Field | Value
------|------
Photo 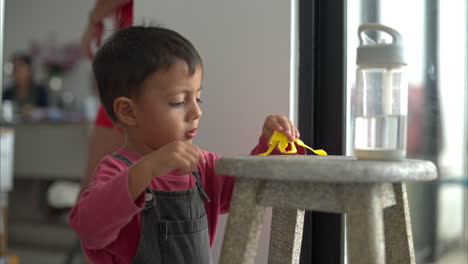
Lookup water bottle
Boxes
[353,23,408,160]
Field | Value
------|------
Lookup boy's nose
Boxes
[188,100,202,120]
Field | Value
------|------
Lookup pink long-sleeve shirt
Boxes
[69,136,305,263]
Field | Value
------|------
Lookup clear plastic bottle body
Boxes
[353,66,408,160]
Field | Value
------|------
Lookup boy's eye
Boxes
[169,98,202,107]
[169,101,185,107]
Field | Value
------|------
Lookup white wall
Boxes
[135,1,298,263]
[4,0,92,57]
[3,0,95,104]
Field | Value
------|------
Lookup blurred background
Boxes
[0,0,466,263]
[346,0,467,263]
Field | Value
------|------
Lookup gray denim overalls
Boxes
[111,154,211,264]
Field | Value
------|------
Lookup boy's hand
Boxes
[145,141,206,177]
[128,141,205,200]
[262,115,300,142]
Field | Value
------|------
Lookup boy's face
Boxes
[134,60,203,150]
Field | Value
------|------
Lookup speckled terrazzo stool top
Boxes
[215,155,437,264]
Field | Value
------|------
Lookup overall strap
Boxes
[111,153,133,166]
[193,169,211,203]
[112,153,155,209]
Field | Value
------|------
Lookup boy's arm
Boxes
[70,141,202,249]
[69,158,145,250]
[126,141,205,200]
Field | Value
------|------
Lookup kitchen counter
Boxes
[1,121,92,180]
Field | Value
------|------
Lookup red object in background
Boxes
[95,106,114,128]
[115,2,133,29]
[95,1,133,129]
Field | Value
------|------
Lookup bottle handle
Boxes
[358,23,403,46]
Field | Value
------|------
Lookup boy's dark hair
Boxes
[93,26,203,122]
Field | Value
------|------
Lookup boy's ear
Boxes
[114,97,137,126]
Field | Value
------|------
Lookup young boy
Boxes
[69,26,304,263]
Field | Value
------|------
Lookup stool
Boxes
[215,155,437,264]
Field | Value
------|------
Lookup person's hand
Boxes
[262,115,300,142]
[144,141,206,178]
[81,21,103,60]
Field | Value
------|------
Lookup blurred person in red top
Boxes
[78,2,133,263]
[80,0,133,193]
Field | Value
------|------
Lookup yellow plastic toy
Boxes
[258,130,327,156]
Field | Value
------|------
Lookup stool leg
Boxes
[344,184,386,264]
[219,179,265,264]
[268,208,304,264]
[384,183,416,264]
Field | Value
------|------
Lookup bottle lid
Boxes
[357,23,406,67]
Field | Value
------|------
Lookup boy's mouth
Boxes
[185,128,197,139]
